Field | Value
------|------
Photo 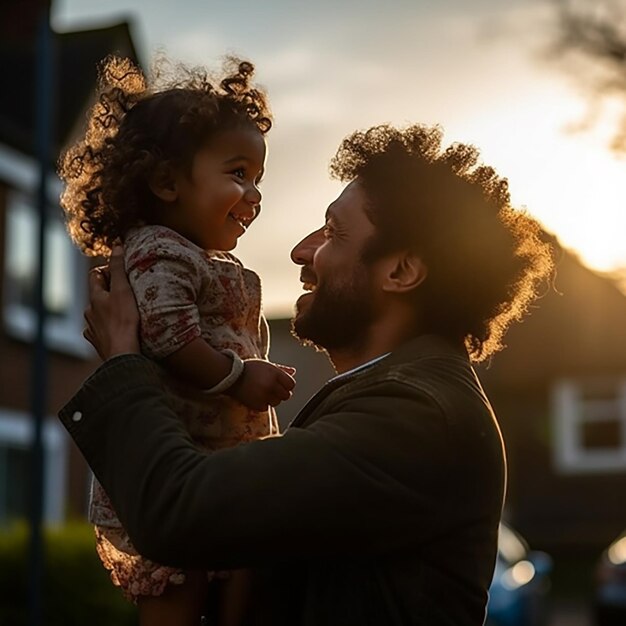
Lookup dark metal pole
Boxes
[29,2,53,625]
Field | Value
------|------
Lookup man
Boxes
[60,124,554,625]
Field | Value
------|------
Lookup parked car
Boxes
[486,523,552,626]
[594,529,626,625]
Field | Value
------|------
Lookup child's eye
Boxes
[232,167,246,180]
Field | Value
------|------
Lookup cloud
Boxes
[164,30,229,63]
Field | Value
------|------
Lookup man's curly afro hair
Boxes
[330,124,555,362]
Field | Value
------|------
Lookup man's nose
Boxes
[291,227,324,265]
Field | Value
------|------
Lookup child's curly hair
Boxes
[330,124,556,362]
[59,55,272,257]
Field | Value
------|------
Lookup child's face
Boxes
[165,127,267,251]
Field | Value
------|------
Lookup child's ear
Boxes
[148,163,179,203]
[381,251,428,294]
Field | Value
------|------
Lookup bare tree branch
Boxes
[551,0,626,151]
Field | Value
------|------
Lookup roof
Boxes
[477,250,626,388]
[0,20,139,161]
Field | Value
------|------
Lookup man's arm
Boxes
[59,355,453,571]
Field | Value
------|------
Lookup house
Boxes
[475,251,626,550]
[0,17,139,525]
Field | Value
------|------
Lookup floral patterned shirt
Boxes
[89,224,278,527]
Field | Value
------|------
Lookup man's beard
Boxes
[291,269,375,353]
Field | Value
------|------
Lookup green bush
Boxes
[0,522,137,626]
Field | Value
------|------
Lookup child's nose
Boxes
[238,188,260,220]
[246,184,262,206]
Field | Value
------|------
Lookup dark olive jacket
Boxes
[59,334,506,625]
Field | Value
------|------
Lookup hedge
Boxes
[0,522,137,626]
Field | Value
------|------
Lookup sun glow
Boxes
[447,88,626,278]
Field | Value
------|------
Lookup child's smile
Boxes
[228,212,253,231]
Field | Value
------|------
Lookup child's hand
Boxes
[228,360,296,411]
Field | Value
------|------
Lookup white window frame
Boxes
[552,377,626,473]
[0,409,68,524]
[1,144,91,357]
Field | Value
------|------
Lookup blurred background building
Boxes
[0,11,138,525]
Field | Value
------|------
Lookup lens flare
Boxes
[608,537,626,566]
[502,561,536,590]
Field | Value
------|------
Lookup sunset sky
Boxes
[54,0,626,317]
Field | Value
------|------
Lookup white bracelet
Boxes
[203,349,245,395]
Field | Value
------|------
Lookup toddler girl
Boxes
[59,55,295,626]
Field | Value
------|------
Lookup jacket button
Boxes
[72,411,83,422]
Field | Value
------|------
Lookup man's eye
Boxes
[323,226,333,238]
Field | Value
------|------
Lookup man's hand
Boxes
[228,360,296,411]
[83,245,141,360]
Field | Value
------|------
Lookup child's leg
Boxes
[138,570,208,626]
[217,570,251,626]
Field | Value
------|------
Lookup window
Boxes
[3,189,90,356]
[552,378,626,473]
[0,409,68,525]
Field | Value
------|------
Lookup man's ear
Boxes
[148,163,179,203]
[381,251,428,294]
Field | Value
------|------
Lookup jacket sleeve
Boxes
[59,354,455,570]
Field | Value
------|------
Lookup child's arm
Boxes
[125,230,295,410]
[162,338,295,410]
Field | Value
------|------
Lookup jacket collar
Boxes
[288,334,468,429]
[383,333,468,367]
